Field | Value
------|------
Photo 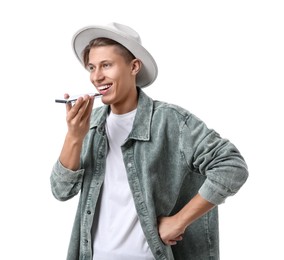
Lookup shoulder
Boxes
[152,99,212,134]
[152,100,193,121]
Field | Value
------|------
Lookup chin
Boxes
[101,96,111,105]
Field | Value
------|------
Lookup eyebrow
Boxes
[88,59,112,66]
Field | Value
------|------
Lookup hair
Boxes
[82,37,136,68]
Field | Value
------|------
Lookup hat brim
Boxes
[72,25,158,88]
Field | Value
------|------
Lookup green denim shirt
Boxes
[51,88,248,260]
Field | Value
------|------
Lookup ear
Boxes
[131,59,142,76]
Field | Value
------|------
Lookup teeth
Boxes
[98,84,111,90]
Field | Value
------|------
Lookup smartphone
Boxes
[55,93,102,103]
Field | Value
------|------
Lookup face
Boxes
[87,45,141,114]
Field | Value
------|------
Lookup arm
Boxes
[158,194,215,246]
[59,94,95,170]
[50,94,95,201]
[159,114,248,245]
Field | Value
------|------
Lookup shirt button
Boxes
[87,210,91,215]
[127,163,132,168]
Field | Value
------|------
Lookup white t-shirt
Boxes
[92,109,155,260]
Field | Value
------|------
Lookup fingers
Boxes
[158,216,185,246]
[81,95,95,121]
[66,95,94,118]
[163,235,183,246]
[65,95,95,134]
[64,93,70,99]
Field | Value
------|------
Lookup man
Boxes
[51,22,248,260]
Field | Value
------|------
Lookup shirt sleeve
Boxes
[50,159,85,201]
[181,114,249,205]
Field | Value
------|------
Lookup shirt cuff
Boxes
[53,159,85,182]
[198,180,227,205]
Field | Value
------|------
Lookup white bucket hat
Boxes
[72,22,158,88]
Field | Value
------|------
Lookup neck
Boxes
[110,88,138,115]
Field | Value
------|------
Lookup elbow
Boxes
[230,164,249,195]
[51,187,77,201]
[50,175,79,202]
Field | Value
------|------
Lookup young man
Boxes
[51,22,248,260]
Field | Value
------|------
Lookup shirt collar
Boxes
[89,87,153,141]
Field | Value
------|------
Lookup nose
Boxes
[90,68,105,85]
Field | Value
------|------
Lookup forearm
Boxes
[158,193,215,245]
[59,133,84,171]
[175,193,215,229]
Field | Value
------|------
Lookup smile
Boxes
[97,84,112,95]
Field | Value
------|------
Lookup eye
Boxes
[87,64,94,71]
[102,63,111,69]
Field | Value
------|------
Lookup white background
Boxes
[0,0,283,259]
